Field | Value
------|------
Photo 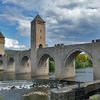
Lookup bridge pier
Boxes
[55,59,75,79]
[92,42,100,80]
[93,60,100,80]
[36,62,49,76]
[55,56,63,79]
[62,60,75,78]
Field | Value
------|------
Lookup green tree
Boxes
[75,53,92,69]
[49,58,55,72]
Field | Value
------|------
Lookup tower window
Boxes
[39,44,43,48]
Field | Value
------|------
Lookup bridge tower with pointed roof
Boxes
[31,15,46,50]
[30,15,46,74]
[0,32,5,55]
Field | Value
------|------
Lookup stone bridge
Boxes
[1,15,100,80]
[35,41,100,80]
[2,50,31,73]
[1,39,100,80]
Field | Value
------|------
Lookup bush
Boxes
[49,60,55,72]
[76,53,92,69]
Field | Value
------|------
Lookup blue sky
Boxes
[0,0,100,50]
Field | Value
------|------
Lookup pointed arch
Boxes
[8,57,15,68]
[64,48,93,68]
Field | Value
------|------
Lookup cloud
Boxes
[1,0,100,48]
[5,38,27,50]
[2,0,41,11]
[16,18,30,36]
[0,6,31,36]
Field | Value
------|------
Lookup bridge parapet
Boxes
[55,43,64,47]
[92,39,100,43]
[54,44,65,54]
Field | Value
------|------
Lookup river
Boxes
[0,67,93,100]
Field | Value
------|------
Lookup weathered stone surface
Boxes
[50,87,75,100]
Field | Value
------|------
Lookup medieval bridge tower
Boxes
[31,15,46,49]
[31,15,47,74]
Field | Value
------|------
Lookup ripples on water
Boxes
[0,67,93,100]
[75,67,93,82]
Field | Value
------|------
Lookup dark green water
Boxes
[0,68,93,100]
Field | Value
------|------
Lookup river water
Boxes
[0,67,93,100]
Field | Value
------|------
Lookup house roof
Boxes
[0,32,4,38]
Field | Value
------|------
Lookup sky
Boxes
[0,0,100,50]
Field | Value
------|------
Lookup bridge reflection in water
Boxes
[0,72,50,81]
[0,67,93,81]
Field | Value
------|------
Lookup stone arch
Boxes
[64,48,93,68]
[38,51,55,67]
[8,57,15,68]
[36,51,55,75]
[61,48,93,78]
[0,55,3,66]
[18,56,31,73]
[0,55,2,57]
[21,56,30,67]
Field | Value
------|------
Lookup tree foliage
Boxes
[77,53,88,62]
[0,60,3,66]
[49,53,92,71]
[49,58,55,72]
[76,53,92,69]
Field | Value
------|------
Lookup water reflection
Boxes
[0,72,32,81]
[0,67,93,82]
[16,74,31,80]
[0,72,51,81]
[0,72,15,80]
[75,67,93,82]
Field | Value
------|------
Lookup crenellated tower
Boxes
[31,15,46,50]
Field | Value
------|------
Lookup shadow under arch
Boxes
[8,57,15,68]
[38,50,55,64]
[37,53,55,76]
[0,55,3,67]
[21,56,30,67]
[38,54,55,67]
[0,60,3,67]
[19,56,31,73]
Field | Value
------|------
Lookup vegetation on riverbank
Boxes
[75,53,92,69]
[49,58,55,72]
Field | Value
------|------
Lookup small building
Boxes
[0,32,5,56]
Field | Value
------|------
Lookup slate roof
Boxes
[0,32,4,38]
[31,15,45,23]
